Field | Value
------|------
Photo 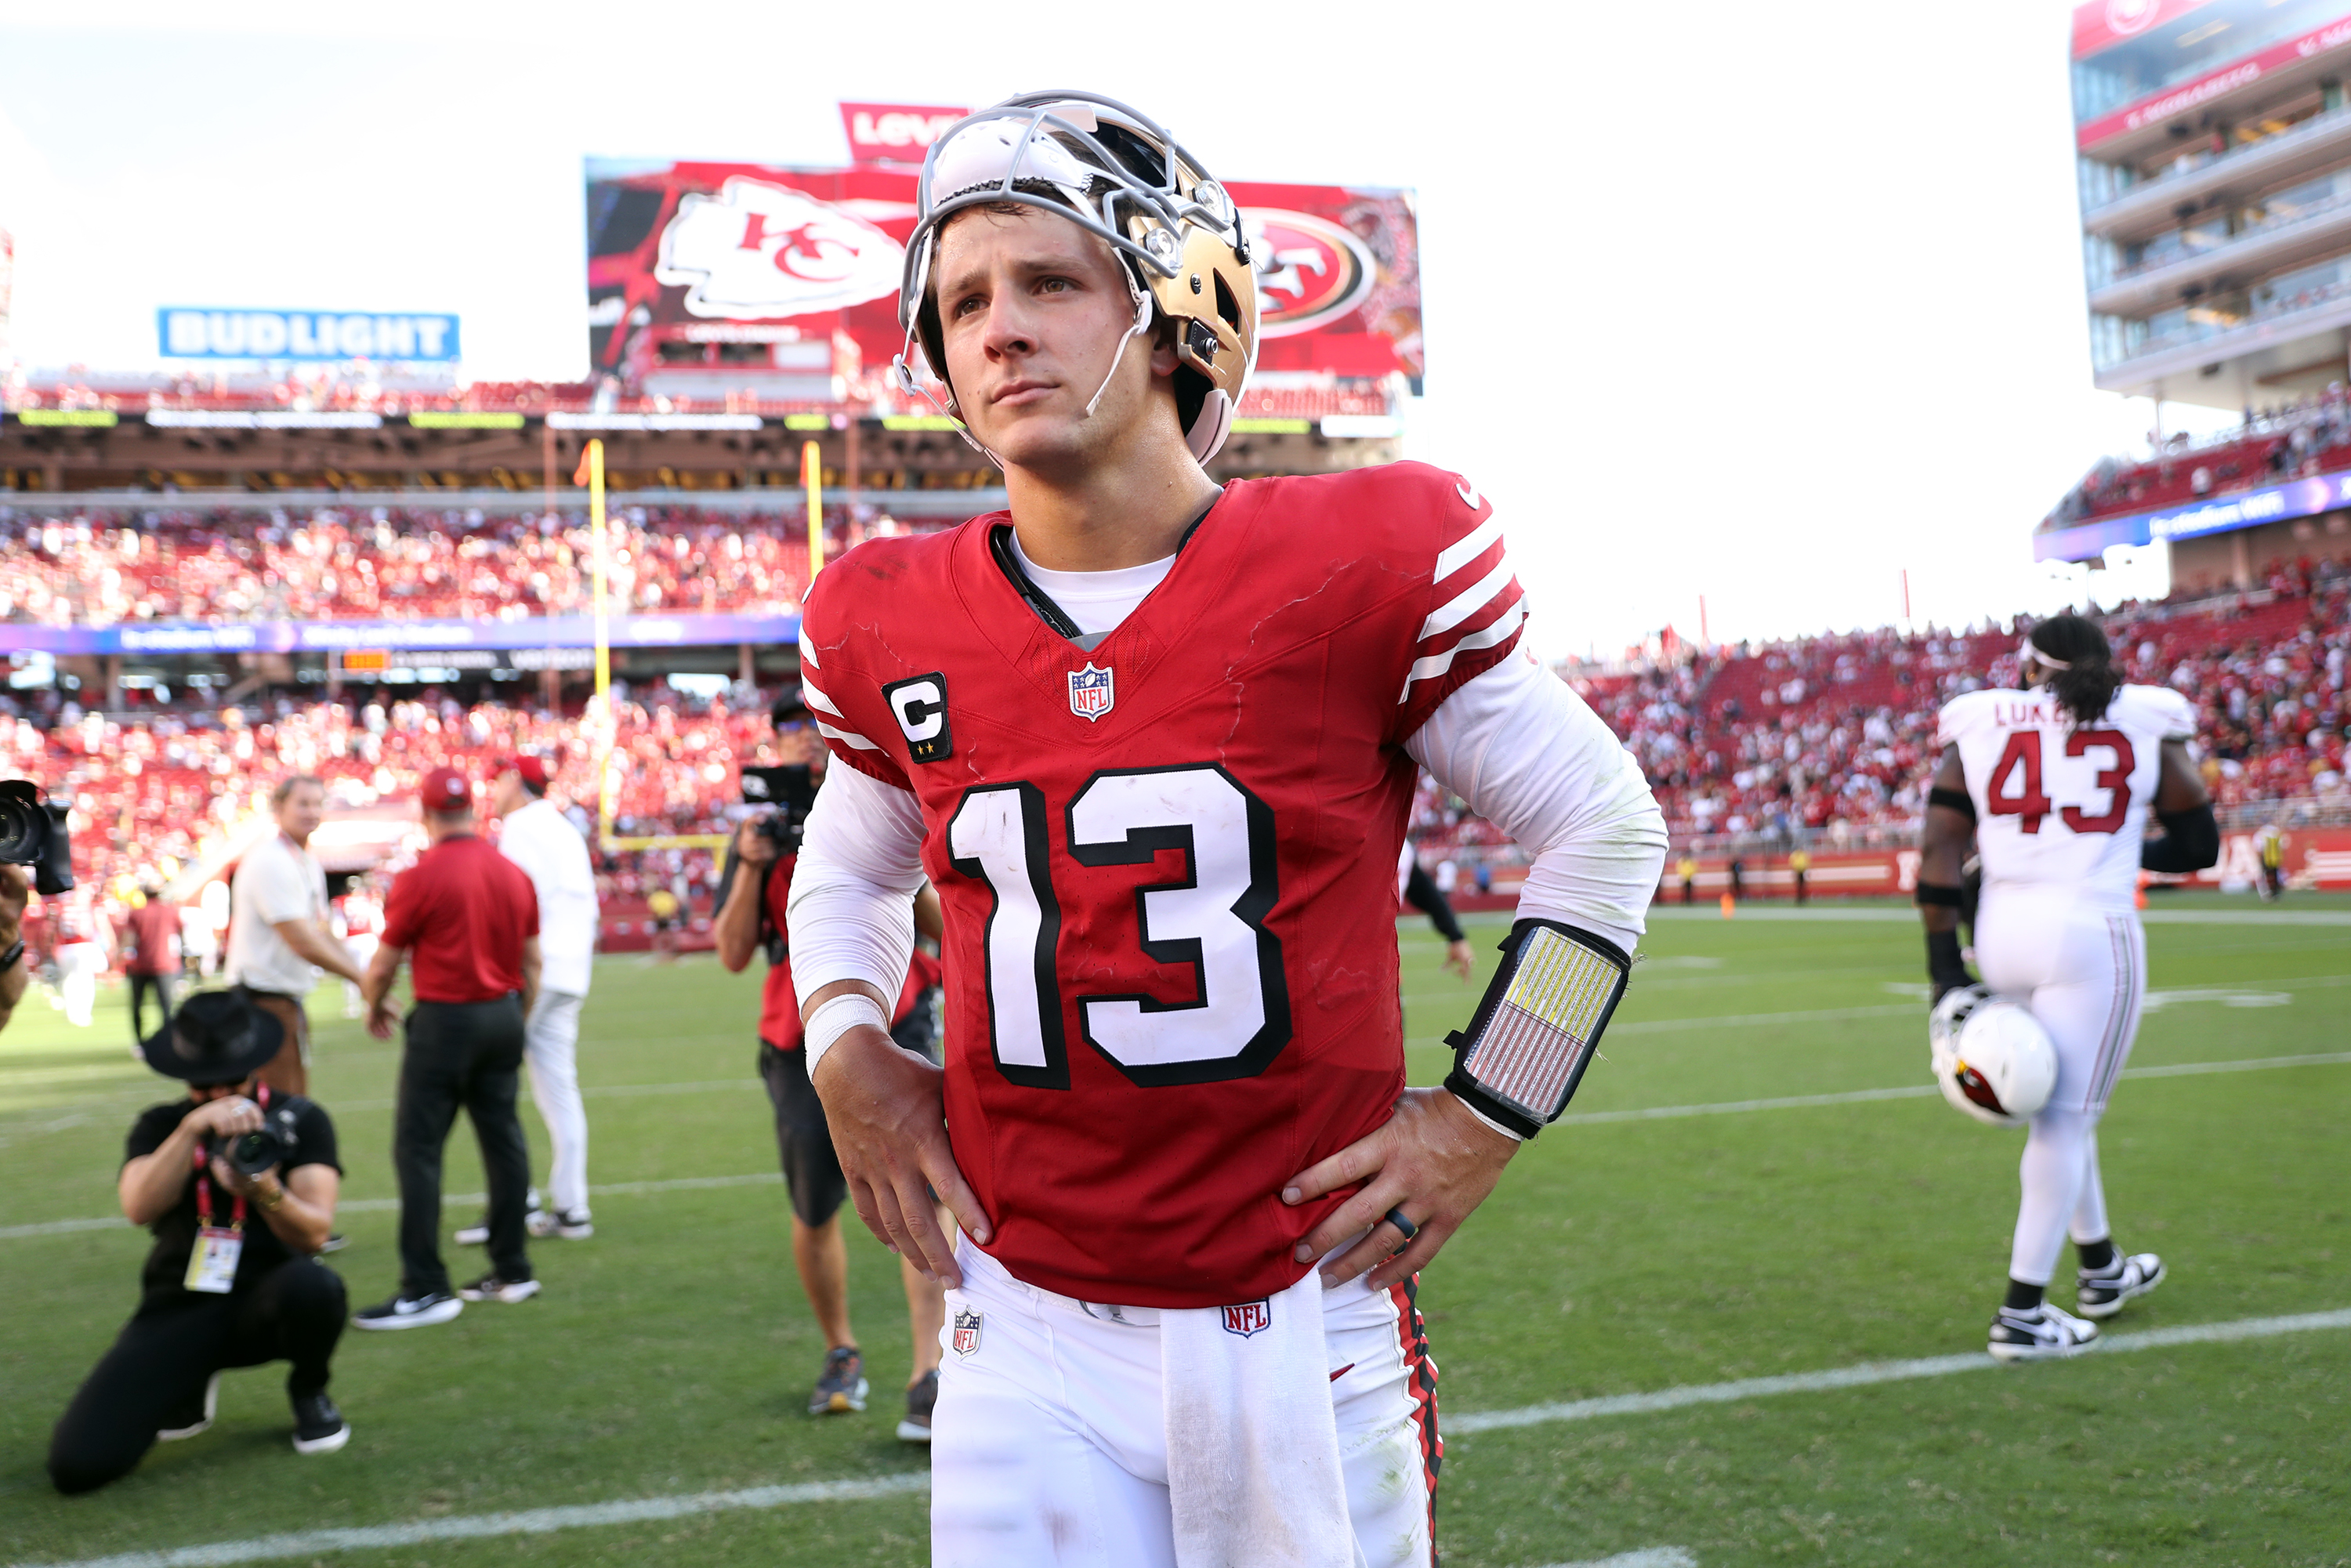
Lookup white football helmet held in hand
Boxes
[1929,985,2058,1127]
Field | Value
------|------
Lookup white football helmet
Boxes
[1928,986,2059,1128]
[894,91,1259,464]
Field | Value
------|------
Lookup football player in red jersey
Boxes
[786,93,1667,1566]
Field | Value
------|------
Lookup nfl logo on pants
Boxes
[952,1307,984,1358]
[1068,662,1115,722]
[1222,1299,1272,1338]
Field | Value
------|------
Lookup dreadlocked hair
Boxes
[2027,613,2123,727]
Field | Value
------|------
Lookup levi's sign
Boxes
[839,102,969,164]
[158,309,461,361]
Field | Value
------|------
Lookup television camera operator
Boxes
[48,990,348,1494]
[715,695,947,1442]
[0,779,80,1034]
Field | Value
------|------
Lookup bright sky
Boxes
[0,0,2247,655]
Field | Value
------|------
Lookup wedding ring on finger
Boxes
[1383,1206,1418,1244]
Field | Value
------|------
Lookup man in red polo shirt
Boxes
[352,766,542,1331]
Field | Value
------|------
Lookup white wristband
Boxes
[802,992,890,1079]
[1448,1088,1527,1142]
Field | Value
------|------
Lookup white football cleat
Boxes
[2075,1252,2165,1320]
[1987,1301,2099,1362]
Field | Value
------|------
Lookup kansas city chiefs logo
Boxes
[1244,209,1378,338]
[655,177,904,319]
[1222,1299,1273,1338]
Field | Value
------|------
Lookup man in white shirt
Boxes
[481,756,600,1240]
[226,776,364,1097]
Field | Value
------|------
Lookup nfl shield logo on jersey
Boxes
[951,1308,983,1359]
[1221,1299,1273,1338]
[1068,662,1116,722]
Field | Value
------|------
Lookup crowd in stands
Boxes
[6,558,2346,959]
[0,505,954,627]
[1415,561,2351,858]
[2046,385,2351,527]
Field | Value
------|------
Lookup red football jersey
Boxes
[801,462,1523,1307]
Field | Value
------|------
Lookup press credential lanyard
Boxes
[183,1086,267,1295]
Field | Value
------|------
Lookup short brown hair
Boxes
[271,774,324,809]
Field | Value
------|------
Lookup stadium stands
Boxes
[2045,386,2351,527]
[0,505,845,625]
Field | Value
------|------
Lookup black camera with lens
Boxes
[0,780,74,895]
[216,1099,301,1179]
[741,765,816,858]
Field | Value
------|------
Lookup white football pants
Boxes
[933,1238,1440,1568]
[1976,890,2144,1286]
[523,989,589,1216]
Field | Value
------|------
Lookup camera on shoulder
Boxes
[741,765,816,858]
[0,780,75,894]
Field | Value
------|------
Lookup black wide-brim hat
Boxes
[139,988,286,1085]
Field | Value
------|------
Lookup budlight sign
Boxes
[157,308,462,362]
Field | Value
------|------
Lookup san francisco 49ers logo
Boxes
[1222,1299,1273,1338]
[655,177,904,319]
[1244,209,1378,339]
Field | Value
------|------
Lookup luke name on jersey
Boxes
[1936,683,2195,900]
[799,464,1523,1305]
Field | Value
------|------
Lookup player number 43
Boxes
[1985,728,2135,835]
[946,764,1294,1090]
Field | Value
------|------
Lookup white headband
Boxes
[2020,638,2071,671]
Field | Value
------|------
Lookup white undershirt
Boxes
[1006,531,1174,649]
[787,552,1669,1132]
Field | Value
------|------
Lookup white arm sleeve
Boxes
[786,762,930,1012]
[1405,651,1668,955]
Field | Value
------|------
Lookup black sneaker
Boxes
[2076,1251,2165,1320]
[809,1345,868,1415]
[1987,1300,2098,1362]
[351,1290,464,1330]
[897,1367,937,1443]
[291,1390,350,1454]
[158,1372,220,1441]
[458,1273,542,1304]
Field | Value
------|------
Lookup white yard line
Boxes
[1446,1306,2351,1434]
[12,1473,929,1568]
[1642,905,2351,926]
[10,1054,2344,1244]
[19,1306,2349,1568]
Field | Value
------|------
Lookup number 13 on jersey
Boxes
[946,763,1295,1090]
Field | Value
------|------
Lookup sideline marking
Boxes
[11,1473,929,1568]
[10,1057,2345,1243]
[1447,1307,2351,1434]
[20,1309,2349,1568]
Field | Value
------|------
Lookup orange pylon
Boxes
[1719,892,1736,919]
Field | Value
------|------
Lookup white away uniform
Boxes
[1937,682,2196,1284]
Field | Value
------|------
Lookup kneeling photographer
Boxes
[48,990,348,1494]
[715,696,947,1442]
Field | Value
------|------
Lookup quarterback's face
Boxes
[933,205,1180,471]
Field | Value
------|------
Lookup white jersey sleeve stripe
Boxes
[1432,511,1505,583]
[816,717,882,751]
[1416,555,1516,644]
[801,679,846,718]
[1398,599,1527,702]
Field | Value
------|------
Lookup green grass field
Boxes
[2,896,2346,1567]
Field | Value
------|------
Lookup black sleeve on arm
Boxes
[1403,862,1466,943]
[1927,786,1976,821]
[287,1099,342,1176]
[2142,802,2220,873]
[1925,929,1975,1001]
